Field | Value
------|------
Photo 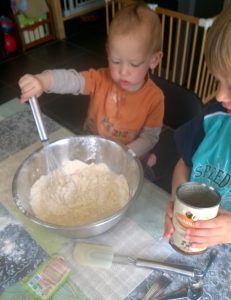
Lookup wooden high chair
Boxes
[105,0,126,33]
[104,1,218,103]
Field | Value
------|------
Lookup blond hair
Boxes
[108,1,162,53]
[205,3,231,77]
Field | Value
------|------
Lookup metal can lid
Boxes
[176,182,221,208]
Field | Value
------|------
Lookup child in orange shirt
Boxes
[18,2,164,173]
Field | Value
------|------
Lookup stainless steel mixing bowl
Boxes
[12,136,143,238]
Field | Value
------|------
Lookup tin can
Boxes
[170,182,221,255]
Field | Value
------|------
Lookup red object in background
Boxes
[4,33,17,53]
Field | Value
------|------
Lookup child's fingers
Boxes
[18,74,42,102]
[163,219,174,239]
[163,200,175,239]
[20,89,42,103]
[166,200,174,218]
[20,87,42,102]
[18,74,34,87]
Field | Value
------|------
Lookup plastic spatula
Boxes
[72,242,195,277]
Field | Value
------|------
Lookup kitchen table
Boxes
[0,101,230,299]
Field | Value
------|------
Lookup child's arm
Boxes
[18,69,85,103]
[127,127,161,158]
[164,159,231,247]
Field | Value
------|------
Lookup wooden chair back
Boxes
[105,0,125,33]
[155,7,217,103]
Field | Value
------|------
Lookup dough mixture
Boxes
[30,160,129,225]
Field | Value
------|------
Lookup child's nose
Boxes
[119,64,129,76]
[216,84,229,103]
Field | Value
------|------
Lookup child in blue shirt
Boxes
[164,2,231,248]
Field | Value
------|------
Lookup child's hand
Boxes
[163,200,175,239]
[185,208,231,248]
[18,74,44,103]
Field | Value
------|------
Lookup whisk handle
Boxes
[29,96,48,142]
[135,258,195,277]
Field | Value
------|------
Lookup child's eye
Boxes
[131,61,143,67]
[131,63,140,67]
[111,60,120,64]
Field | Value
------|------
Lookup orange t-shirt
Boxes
[82,68,164,145]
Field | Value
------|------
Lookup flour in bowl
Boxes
[30,160,129,225]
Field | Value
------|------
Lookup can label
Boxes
[170,182,220,255]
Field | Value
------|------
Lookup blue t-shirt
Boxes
[175,101,231,210]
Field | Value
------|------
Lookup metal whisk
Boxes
[29,96,78,204]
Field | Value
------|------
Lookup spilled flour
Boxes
[30,160,129,225]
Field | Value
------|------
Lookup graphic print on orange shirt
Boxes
[102,116,137,141]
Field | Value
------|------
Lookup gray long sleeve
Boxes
[128,127,161,157]
[45,69,85,95]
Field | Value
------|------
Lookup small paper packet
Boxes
[22,255,70,299]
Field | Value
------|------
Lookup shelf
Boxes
[14,12,55,51]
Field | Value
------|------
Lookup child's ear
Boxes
[149,51,163,70]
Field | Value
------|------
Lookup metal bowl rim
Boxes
[12,135,144,230]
